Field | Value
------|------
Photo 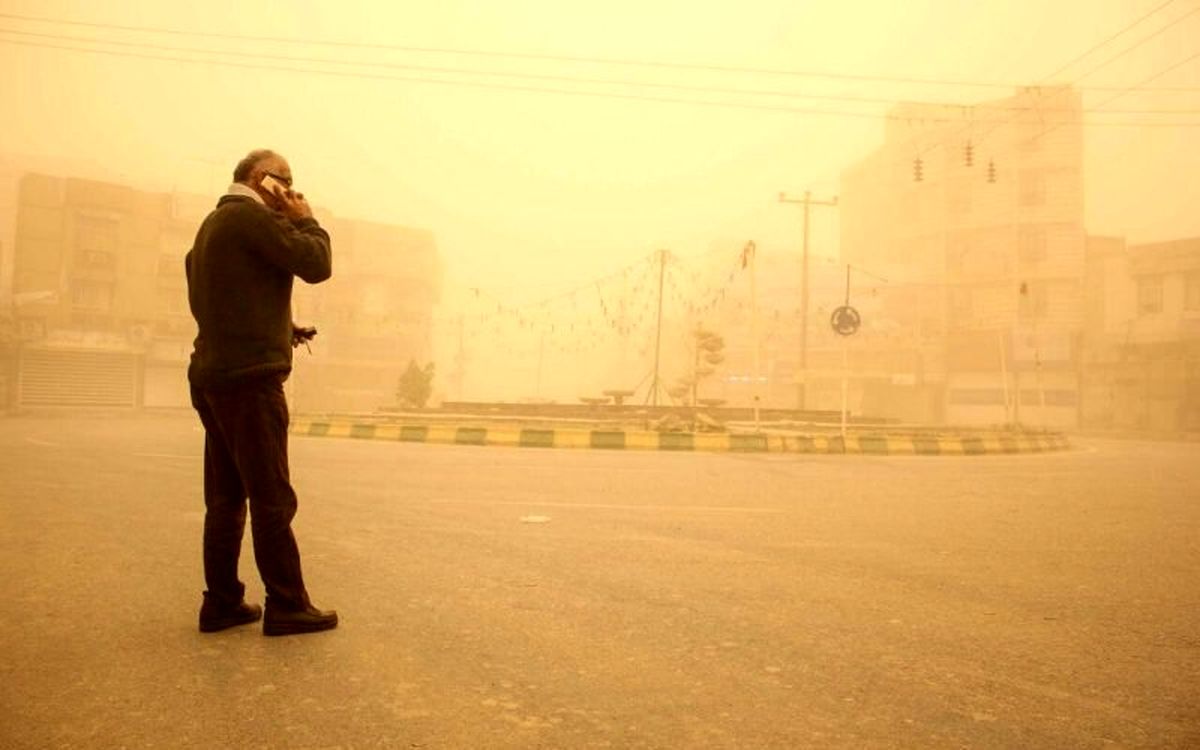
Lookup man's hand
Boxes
[291,325,317,352]
[277,189,314,221]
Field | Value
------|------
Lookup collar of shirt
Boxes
[225,182,264,205]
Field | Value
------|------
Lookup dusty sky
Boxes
[3,1,1198,282]
[2,0,1198,398]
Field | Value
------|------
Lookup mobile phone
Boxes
[260,174,288,197]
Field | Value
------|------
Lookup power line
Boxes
[0,34,892,121]
[910,2,1200,158]
[1093,50,1200,111]
[1018,49,1200,146]
[1026,50,1200,146]
[3,34,1198,128]
[3,25,1199,116]
[0,24,1185,114]
[1069,4,1200,82]
[2,9,1199,93]
[1041,0,1177,81]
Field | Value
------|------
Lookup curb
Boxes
[288,418,1071,456]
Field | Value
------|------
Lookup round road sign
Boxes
[830,305,861,336]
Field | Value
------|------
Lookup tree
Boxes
[674,327,725,406]
[396,360,435,409]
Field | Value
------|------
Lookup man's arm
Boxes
[260,214,332,284]
[250,199,332,284]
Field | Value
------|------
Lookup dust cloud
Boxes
[0,1,1196,429]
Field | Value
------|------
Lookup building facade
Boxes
[1082,236,1200,433]
[838,86,1086,427]
[5,172,439,413]
[289,214,440,414]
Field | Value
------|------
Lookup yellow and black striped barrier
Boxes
[289,418,1070,455]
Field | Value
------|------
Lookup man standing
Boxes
[186,149,337,636]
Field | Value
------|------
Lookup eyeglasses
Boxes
[263,171,293,188]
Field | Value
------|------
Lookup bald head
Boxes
[231,148,297,210]
[233,149,285,185]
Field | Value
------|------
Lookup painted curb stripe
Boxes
[961,436,986,455]
[400,425,428,442]
[590,431,625,449]
[308,421,330,437]
[857,435,889,455]
[659,432,694,451]
[913,436,941,455]
[287,421,1070,455]
[455,427,487,445]
[626,432,659,450]
[519,429,555,448]
[729,434,768,452]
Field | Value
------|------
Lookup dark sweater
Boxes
[186,194,332,388]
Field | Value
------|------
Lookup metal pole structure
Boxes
[535,331,545,399]
[841,334,849,442]
[454,314,466,400]
[840,264,850,441]
[748,241,761,432]
[1035,324,1046,425]
[998,328,1011,426]
[648,249,668,407]
[779,191,838,413]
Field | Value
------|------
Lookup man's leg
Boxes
[206,375,309,610]
[192,385,249,605]
[193,385,261,632]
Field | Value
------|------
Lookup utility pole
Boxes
[535,330,545,400]
[779,190,838,412]
[745,241,761,431]
[646,249,670,407]
[453,314,466,400]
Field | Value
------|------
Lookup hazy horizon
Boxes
[3,0,1199,402]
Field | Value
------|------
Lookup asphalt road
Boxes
[0,413,1197,749]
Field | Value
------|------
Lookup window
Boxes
[75,216,119,273]
[75,249,116,270]
[1137,276,1163,316]
[76,216,117,253]
[1018,281,1048,321]
[70,280,113,311]
[1185,272,1200,312]
[1018,226,1047,265]
[1019,170,1046,207]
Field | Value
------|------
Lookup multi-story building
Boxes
[8,173,202,408]
[289,215,440,413]
[839,86,1086,427]
[1082,236,1200,433]
[5,172,440,413]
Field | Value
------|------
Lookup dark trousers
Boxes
[191,374,309,610]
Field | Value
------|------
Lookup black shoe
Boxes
[199,599,263,633]
[263,602,338,636]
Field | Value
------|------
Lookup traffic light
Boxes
[965,141,974,167]
[913,157,923,183]
[987,159,997,183]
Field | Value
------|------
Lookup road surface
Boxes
[0,413,1196,748]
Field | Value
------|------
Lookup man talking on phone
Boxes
[186,149,337,635]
